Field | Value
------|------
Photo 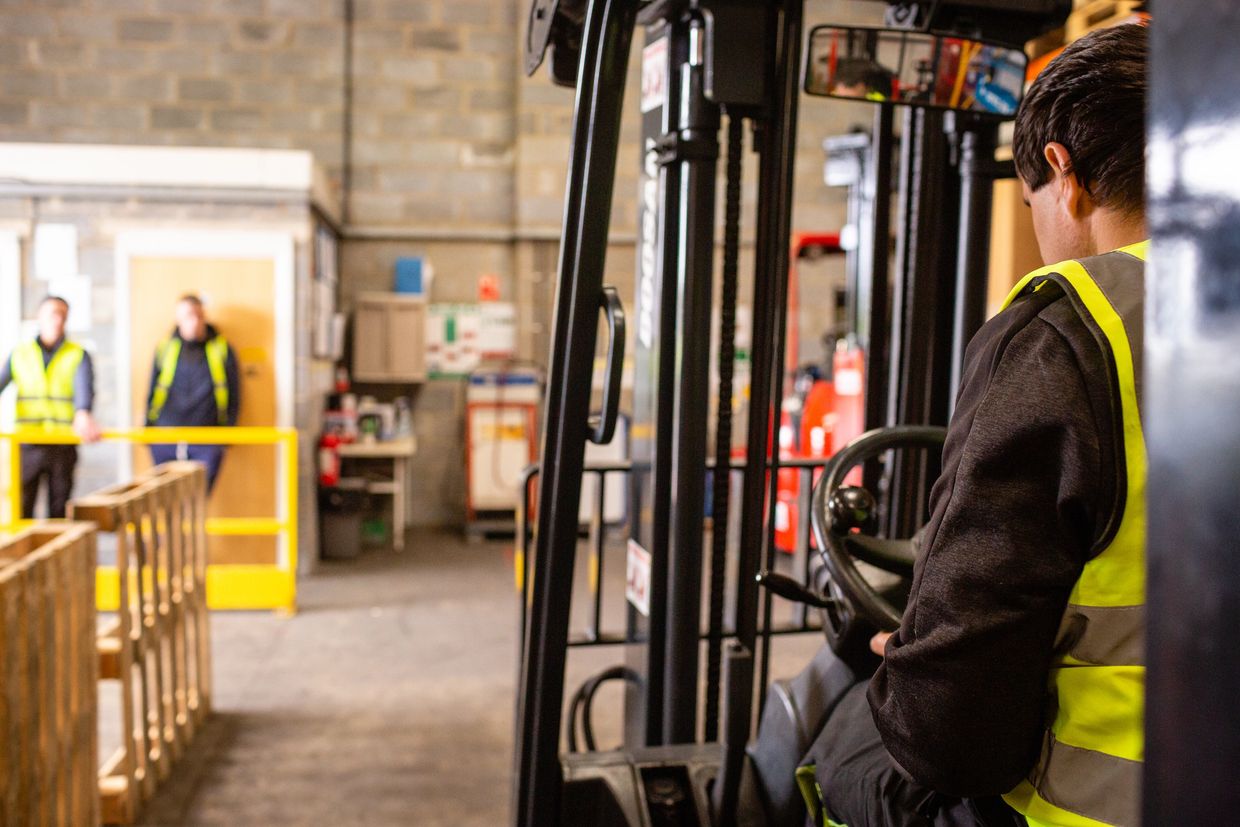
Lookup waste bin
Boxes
[319,480,369,560]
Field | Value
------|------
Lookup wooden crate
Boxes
[987,176,1046,318]
[1065,0,1144,42]
[0,522,99,827]
[1027,1,1146,80]
[1026,25,1066,61]
[70,462,211,826]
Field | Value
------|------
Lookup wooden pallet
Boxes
[0,522,99,827]
[1027,0,1145,79]
[70,462,211,826]
[1065,0,1144,41]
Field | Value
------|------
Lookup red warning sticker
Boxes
[626,538,652,616]
[641,37,668,113]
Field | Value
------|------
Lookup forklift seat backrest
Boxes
[748,646,862,826]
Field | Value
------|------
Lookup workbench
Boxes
[337,436,418,551]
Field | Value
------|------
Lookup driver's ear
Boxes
[1043,141,1089,220]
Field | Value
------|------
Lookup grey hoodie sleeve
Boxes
[867,287,1120,798]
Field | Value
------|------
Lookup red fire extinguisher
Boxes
[319,431,341,487]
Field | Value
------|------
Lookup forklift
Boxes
[511,0,1238,825]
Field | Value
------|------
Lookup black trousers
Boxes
[802,671,1026,827]
[20,444,78,519]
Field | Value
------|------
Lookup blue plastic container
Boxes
[394,257,425,295]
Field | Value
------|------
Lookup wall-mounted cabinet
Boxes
[352,292,426,383]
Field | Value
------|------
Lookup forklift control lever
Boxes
[756,570,835,610]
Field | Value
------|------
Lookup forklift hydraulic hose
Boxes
[566,665,639,753]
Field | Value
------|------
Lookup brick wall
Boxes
[0,0,515,231]
[347,0,518,228]
[0,0,347,182]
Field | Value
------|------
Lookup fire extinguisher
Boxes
[319,431,341,487]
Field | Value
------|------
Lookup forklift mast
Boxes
[514,2,1071,825]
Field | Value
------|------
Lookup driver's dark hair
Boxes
[1013,23,1146,216]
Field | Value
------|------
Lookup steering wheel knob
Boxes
[828,486,878,535]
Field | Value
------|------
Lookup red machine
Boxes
[774,232,866,553]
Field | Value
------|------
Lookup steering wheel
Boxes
[808,425,947,659]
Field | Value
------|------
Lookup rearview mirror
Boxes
[804,26,1028,117]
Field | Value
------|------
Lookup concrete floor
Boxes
[134,530,519,826]
[124,528,823,826]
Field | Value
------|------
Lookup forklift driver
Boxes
[799,24,1148,827]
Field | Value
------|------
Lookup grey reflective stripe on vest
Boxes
[1033,732,1141,826]
[1066,248,1146,410]
[1056,604,1145,666]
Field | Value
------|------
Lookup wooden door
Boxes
[128,257,278,565]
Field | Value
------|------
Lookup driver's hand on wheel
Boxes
[870,632,893,657]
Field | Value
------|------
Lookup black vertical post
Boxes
[863,103,893,435]
[884,108,958,537]
[948,122,998,413]
[862,104,894,498]
[733,0,801,722]
[589,471,605,641]
[512,0,638,823]
[704,113,744,745]
[663,14,720,745]
[626,14,684,749]
[884,104,917,437]
[712,642,754,827]
[1145,2,1240,822]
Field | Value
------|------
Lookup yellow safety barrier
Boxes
[0,427,299,612]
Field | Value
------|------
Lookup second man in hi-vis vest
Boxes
[797,24,1150,827]
[146,294,240,491]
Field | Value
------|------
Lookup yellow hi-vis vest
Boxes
[147,336,230,425]
[12,339,84,430]
[1001,241,1149,827]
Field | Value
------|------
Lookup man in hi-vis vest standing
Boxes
[797,24,1150,827]
[146,294,240,492]
[0,295,101,518]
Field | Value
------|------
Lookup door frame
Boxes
[0,230,20,429]
[0,230,20,523]
[113,229,295,478]
[0,231,21,528]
